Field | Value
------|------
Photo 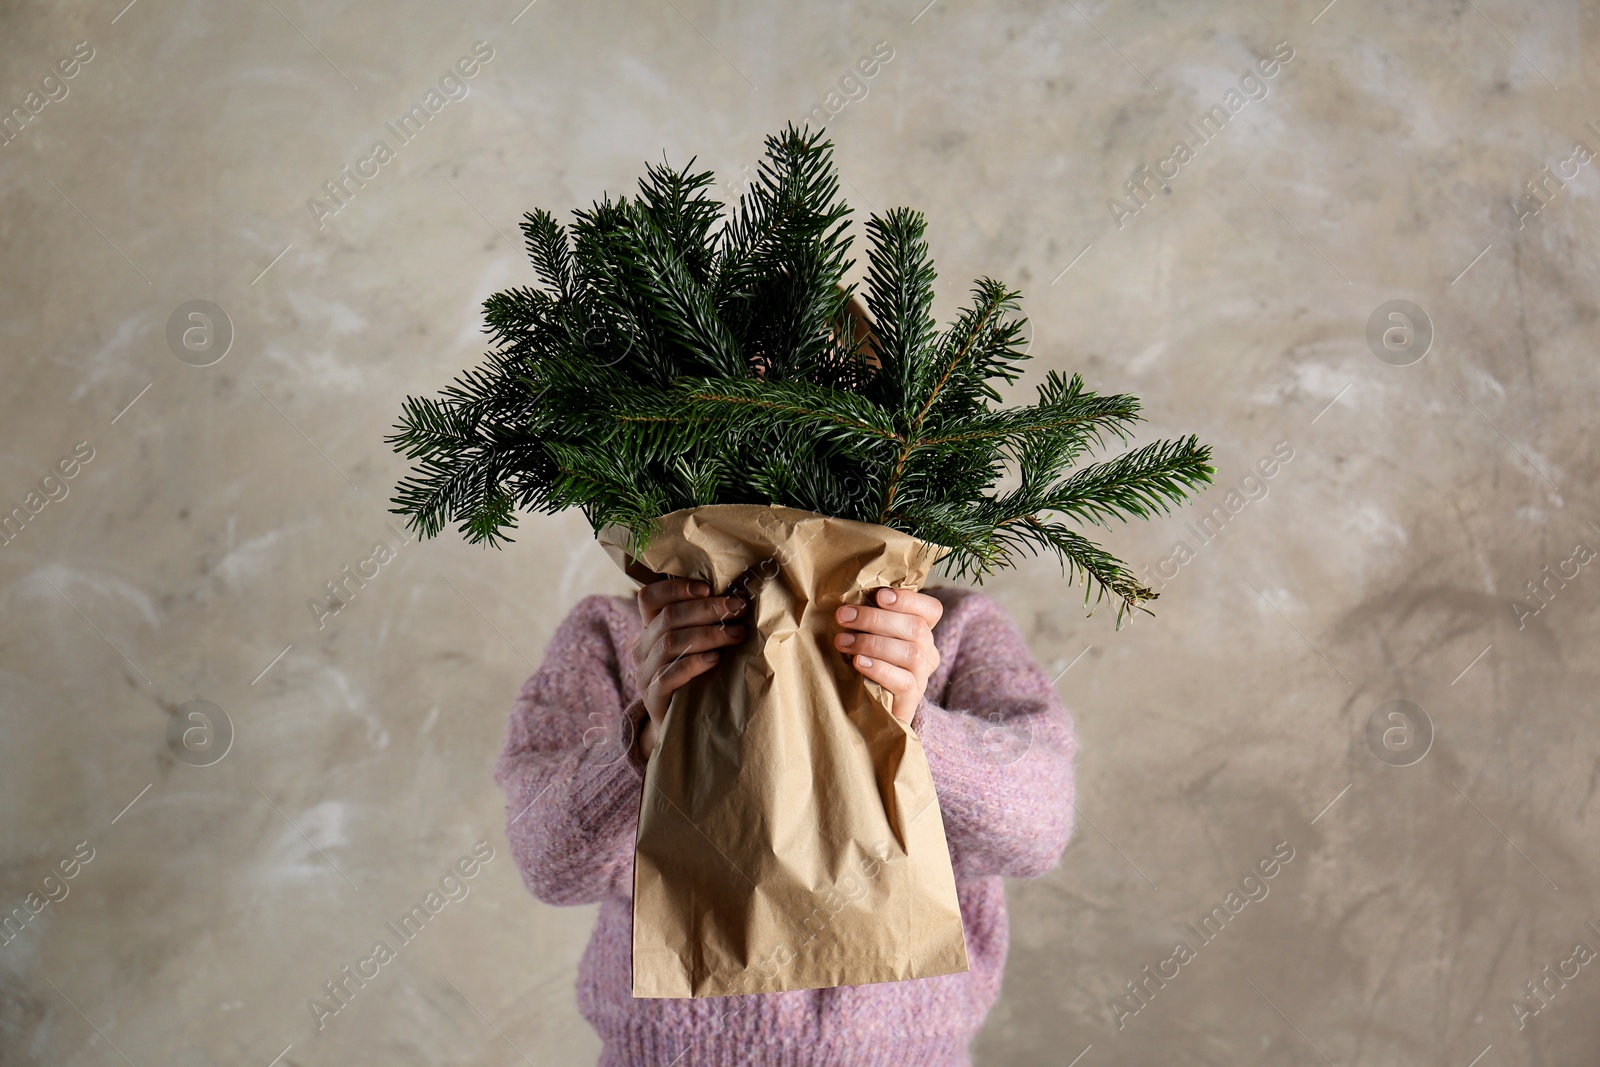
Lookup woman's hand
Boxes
[834,588,944,725]
[630,578,749,760]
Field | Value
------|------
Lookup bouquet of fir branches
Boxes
[387,124,1214,998]
[388,123,1212,628]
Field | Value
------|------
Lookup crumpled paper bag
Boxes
[597,503,970,998]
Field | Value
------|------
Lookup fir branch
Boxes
[518,209,575,303]
[1036,435,1215,530]
[859,208,938,417]
[663,377,901,447]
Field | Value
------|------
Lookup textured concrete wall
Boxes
[2,1,1597,1064]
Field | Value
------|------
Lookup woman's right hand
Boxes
[630,578,749,761]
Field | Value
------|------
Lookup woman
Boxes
[494,571,1079,1066]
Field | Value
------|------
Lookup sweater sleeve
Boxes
[492,594,646,907]
[909,592,1078,881]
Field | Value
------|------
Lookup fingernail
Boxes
[879,589,897,605]
[702,650,719,661]
[858,656,874,667]
[838,606,857,622]
[693,581,710,596]
[729,624,745,636]
[838,633,855,647]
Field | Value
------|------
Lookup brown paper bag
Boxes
[597,503,970,998]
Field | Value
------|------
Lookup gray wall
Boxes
[2,1,1597,1063]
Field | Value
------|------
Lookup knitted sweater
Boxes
[493,587,1078,1067]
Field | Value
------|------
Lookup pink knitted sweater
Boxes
[494,587,1078,1067]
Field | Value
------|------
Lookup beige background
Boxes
[2,0,1597,1064]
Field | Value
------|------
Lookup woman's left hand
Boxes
[834,588,944,725]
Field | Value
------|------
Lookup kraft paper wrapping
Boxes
[597,503,970,998]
